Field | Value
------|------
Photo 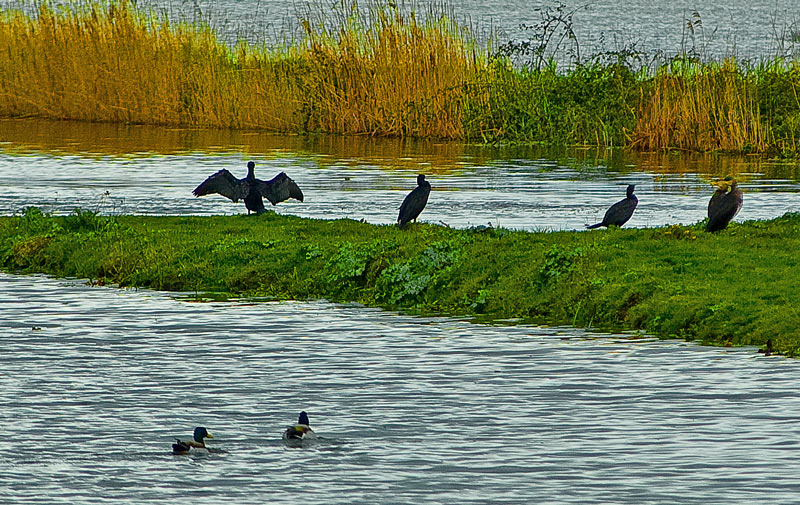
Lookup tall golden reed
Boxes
[0,1,794,153]
[631,59,767,152]
[0,0,480,137]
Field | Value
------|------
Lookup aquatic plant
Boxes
[375,239,461,305]
[0,0,479,137]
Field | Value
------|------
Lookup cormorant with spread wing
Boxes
[397,174,431,228]
[586,184,638,229]
[706,177,742,232]
[193,161,304,214]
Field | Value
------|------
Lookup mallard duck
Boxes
[586,184,638,229]
[397,174,431,228]
[282,411,316,445]
[193,161,304,215]
[706,177,743,232]
[172,427,213,454]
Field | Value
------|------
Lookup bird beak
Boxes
[206,433,214,439]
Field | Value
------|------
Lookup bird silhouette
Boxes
[397,174,431,228]
[586,184,638,229]
[193,161,303,214]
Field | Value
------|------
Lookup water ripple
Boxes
[1,273,799,504]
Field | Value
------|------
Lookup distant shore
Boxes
[1,1,800,154]
[2,208,797,356]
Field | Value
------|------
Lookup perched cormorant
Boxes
[758,339,774,357]
[193,161,304,214]
[172,427,213,454]
[706,177,742,232]
[397,174,431,228]
[282,411,316,447]
[586,184,638,229]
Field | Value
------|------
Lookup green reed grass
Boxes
[1,1,800,153]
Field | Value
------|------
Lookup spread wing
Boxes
[193,169,248,203]
[256,172,304,205]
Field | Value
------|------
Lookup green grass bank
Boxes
[2,208,798,355]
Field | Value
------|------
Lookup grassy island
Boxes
[2,208,799,355]
[1,1,800,154]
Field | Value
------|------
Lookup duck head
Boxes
[298,411,310,426]
[193,426,213,442]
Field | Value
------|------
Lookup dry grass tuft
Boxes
[0,0,480,136]
[631,60,767,152]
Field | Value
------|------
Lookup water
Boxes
[3,0,797,60]
[0,272,797,504]
[2,2,799,501]
[2,118,800,231]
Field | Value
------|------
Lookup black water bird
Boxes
[706,177,743,232]
[282,411,316,446]
[193,161,304,214]
[758,339,774,357]
[397,174,431,228]
[586,184,638,229]
[172,427,213,454]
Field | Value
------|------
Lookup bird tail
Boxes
[289,181,304,202]
[172,440,190,454]
[586,223,603,229]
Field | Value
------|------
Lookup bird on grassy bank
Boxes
[706,177,743,232]
[397,174,431,228]
[758,339,774,356]
[586,184,638,229]
[172,427,213,454]
[193,161,304,215]
[282,411,316,447]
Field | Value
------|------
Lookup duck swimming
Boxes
[193,161,304,215]
[397,174,431,228]
[586,184,638,229]
[282,411,316,446]
[172,427,213,454]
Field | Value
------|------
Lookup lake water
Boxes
[3,0,798,60]
[1,81,800,502]
[1,272,799,504]
[1,118,799,231]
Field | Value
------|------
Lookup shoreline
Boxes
[1,1,800,155]
[2,208,797,356]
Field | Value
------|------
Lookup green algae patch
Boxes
[2,207,800,355]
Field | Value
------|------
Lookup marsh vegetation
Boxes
[0,1,800,154]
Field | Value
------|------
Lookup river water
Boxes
[1,118,800,231]
[2,80,800,502]
[1,273,799,504]
[4,0,797,61]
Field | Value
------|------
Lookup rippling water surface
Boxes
[3,0,797,60]
[2,118,800,231]
[1,273,798,504]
